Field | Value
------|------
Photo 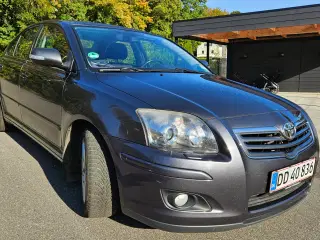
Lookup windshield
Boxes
[74,27,211,74]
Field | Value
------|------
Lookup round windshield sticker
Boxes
[88,52,99,59]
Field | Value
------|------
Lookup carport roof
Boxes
[172,4,320,44]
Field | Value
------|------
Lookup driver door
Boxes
[19,24,72,148]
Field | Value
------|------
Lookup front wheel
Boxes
[81,129,118,217]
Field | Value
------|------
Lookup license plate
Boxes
[269,158,316,193]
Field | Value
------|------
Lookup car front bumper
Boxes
[108,128,318,232]
[123,181,309,232]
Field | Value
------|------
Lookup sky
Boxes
[207,0,320,13]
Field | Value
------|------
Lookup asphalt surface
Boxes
[0,129,319,240]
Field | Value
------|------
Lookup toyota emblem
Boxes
[281,122,296,140]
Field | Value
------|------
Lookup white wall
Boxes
[196,42,227,59]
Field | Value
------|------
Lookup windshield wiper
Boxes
[98,67,208,74]
[173,68,206,74]
[98,67,143,72]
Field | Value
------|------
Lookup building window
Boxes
[202,50,204,54]
[211,50,214,54]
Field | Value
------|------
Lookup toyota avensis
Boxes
[0,21,318,232]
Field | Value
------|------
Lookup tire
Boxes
[81,129,118,218]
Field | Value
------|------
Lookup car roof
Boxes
[38,20,150,35]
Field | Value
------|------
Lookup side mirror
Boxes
[200,60,209,67]
[30,48,65,70]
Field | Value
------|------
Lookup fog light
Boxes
[162,190,212,212]
[173,193,189,207]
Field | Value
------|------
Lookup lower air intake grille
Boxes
[248,181,310,211]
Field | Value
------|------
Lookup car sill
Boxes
[4,114,63,161]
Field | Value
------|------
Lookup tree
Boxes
[146,0,208,53]
[147,0,182,38]
[0,0,239,55]
[0,0,65,50]
[180,0,207,20]
[230,10,241,15]
[0,0,17,50]
[86,0,152,30]
[57,0,88,21]
[203,7,228,17]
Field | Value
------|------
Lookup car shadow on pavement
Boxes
[7,130,84,214]
[7,129,150,229]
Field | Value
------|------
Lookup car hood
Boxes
[96,72,297,119]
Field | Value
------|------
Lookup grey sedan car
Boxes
[0,20,318,232]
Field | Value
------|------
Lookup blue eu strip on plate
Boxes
[270,172,278,192]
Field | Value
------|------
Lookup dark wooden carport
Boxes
[172,4,320,92]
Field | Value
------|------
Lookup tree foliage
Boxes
[204,7,228,17]
[230,10,241,15]
[86,0,152,30]
[0,0,238,53]
[147,0,182,38]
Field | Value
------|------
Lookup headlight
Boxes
[136,109,218,154]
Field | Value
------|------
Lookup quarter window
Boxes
[5,37,19,56]
[15,27,40,59]
[35,25,70,64]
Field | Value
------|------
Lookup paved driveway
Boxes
[0,92,318,240]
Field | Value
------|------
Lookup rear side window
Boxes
[35,25,70,64]
[15,26,40,60]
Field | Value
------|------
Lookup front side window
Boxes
[75,27,211,74]
[35,25,71,64]
[15,26,40,59]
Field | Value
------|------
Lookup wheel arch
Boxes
[61,116,112,162]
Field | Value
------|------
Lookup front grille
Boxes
[234,118,314,159]
[248,181,310,211]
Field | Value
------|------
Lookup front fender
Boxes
[61,71,150,155]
